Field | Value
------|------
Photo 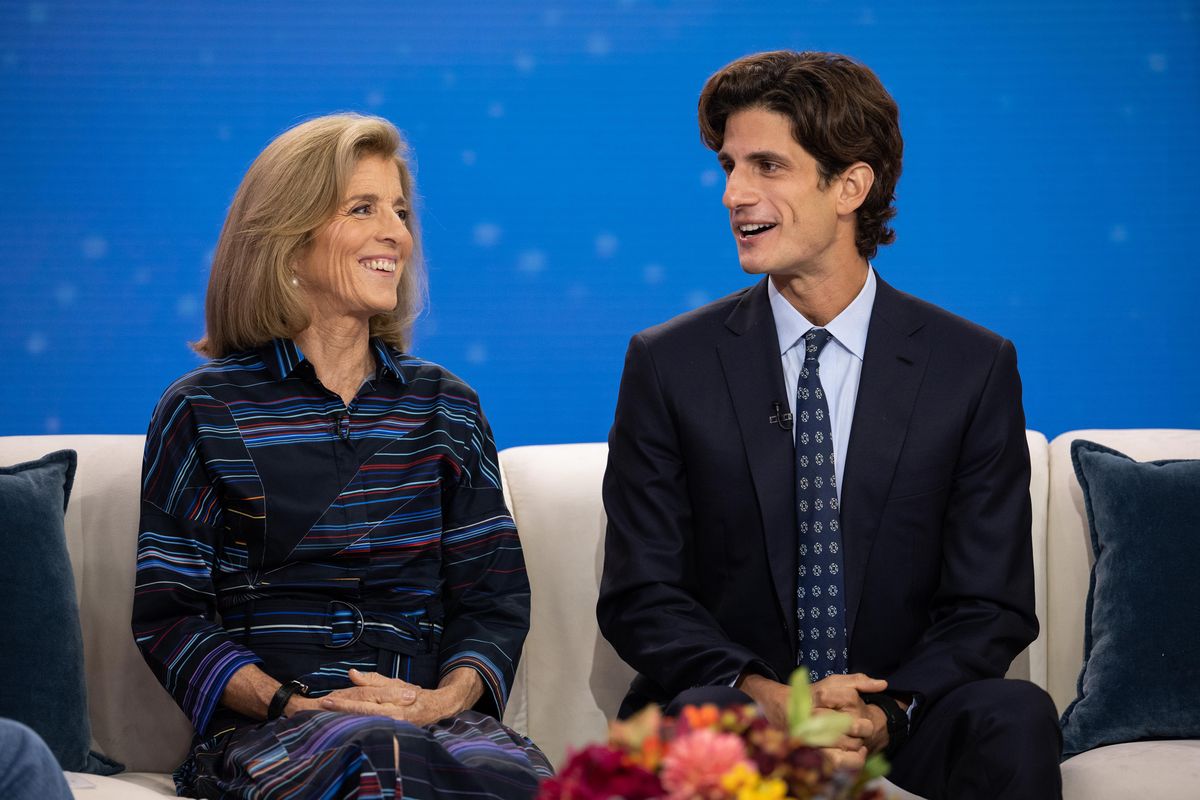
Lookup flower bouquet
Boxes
[538,669,888,800]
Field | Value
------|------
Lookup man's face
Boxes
[718,108,842,278]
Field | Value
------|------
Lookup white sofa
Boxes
[1,430,1197,799]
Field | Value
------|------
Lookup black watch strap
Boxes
[860,692,910,756]
[267,679,310,720]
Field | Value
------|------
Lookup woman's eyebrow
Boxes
[345,193,407,205]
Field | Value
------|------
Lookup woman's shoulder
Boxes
[164,350,264,391]
[150,349,269,417]
[380,346,482,405]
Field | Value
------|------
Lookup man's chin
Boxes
[736,254,767,275]
[738,258,777,278]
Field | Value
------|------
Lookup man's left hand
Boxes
[809,673,895,755]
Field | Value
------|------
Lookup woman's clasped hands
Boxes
[299,668,484,727]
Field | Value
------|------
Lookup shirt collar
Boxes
[370,338,407,382]
[767,265,877,361]
[258,338,306,381]
[257,337,407,384]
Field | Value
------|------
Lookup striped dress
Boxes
[132,338,552,799]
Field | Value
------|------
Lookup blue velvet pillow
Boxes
[0,450,121,774]
[1059,440,1200,759]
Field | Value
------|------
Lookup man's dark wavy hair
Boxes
[698,51,903,260]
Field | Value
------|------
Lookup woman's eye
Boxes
[350,204,371,216]
[396,208,409,221]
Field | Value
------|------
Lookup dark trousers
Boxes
[0,718,72,800]
[664,678,1062,800]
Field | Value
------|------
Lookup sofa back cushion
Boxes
[1045,429,1200,712]
[1058,440,1200,757]
[0,449,120,773]
[499,443,629,769]
[0,436,193,774]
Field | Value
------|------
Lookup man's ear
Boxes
[836,162,875,216]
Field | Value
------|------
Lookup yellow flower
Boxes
[720,762,760,794]
[736,777,788,800]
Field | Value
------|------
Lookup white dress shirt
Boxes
[768,266,877,500]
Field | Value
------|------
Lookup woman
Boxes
[132,114,551,799]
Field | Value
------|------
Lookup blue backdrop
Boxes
[2,1,1197,448]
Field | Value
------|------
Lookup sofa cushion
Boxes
[1058,440,1200,758]
[0,450,121,774]
[1061,740,1200,800]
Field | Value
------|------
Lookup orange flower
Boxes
[682,703,721,731]
[624,732,665,771]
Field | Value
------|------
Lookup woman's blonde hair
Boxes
[194,113,426,357]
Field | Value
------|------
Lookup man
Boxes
[597,51,1061,799]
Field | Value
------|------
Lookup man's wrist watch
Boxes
[860,692,910,756]
[267,679,310,720]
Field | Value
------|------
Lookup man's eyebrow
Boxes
[715,149,791,164]
[746,149,790,163]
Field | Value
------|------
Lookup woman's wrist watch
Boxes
[267,679,310,720]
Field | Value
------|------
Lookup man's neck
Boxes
[770,256,870,327]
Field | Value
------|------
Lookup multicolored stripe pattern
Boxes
[183,710,552,799]
[132,338,531,742]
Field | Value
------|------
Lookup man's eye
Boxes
[761,162,779,173]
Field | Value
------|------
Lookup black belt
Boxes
[221,596,442,657]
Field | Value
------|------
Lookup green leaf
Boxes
[862,753,889,782]
[791,712,852,746]
[786,667,813,734]
[784,668,852,745]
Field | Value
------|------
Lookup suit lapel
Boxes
[841,276,929,639]
[716,279,797,641]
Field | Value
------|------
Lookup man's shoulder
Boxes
[880,279,1011,356]
[633,283,757,350]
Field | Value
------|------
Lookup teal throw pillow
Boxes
[1059,440,1200,759]
[0,450,122,774]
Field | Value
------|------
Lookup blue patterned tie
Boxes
[795,328,847,679]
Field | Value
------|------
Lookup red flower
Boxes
[538,744,663,800]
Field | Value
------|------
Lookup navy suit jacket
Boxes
[597,274,1037,719]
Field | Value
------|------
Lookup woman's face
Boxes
[296,154,413,325]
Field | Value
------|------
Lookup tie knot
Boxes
[803,328,833,362]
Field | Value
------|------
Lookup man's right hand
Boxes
[737,673,793,728]
[739,672,889,770]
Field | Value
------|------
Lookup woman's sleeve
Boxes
[438,401,530,718]
[131,390,262,735]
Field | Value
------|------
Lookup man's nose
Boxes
[722,168,756,209]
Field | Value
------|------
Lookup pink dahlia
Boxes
[661,728,751,800]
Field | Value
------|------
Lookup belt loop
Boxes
[243,599,256,645]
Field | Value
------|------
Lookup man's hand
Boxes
[811,671,912,762]
[739,672,900,769]
[309,668,484,727]
[737,673,793,729]
[810,673,887,766]
[776,672,889,770]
